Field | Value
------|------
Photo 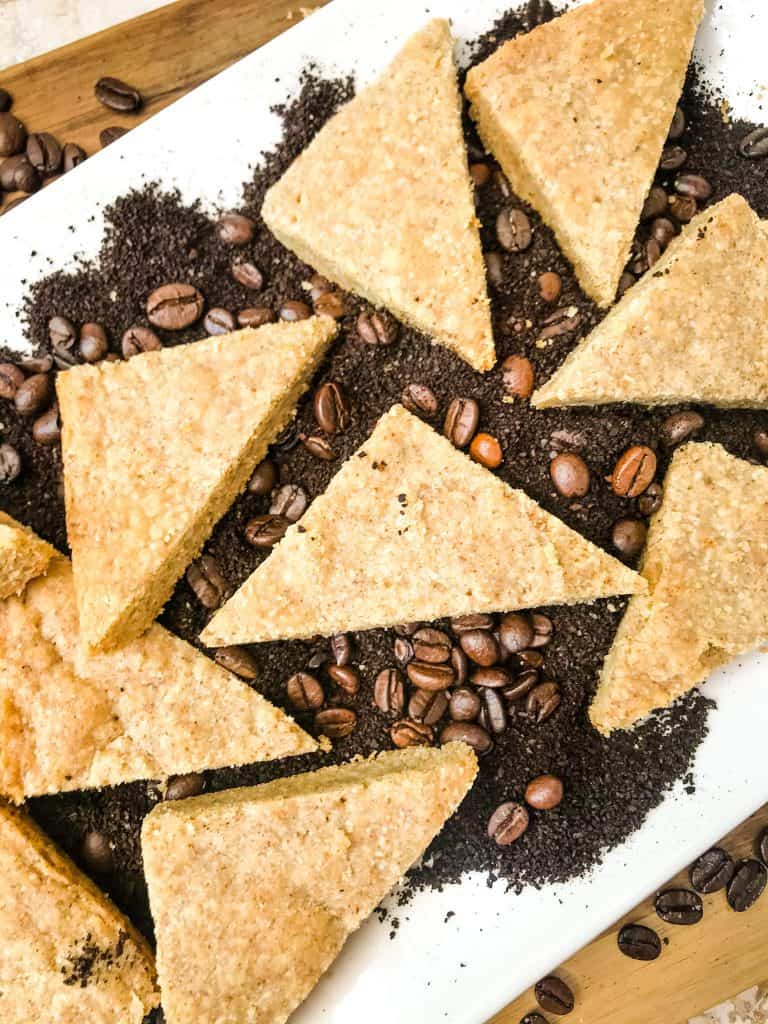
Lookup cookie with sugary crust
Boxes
[202,404,642,646]
[57,317,337,652]
[591,443,768,733]
[0,511,55,599]
[142,744,477,1024]
[262,20,494,372]
[534,195,768,409]
[0,800,158,1023]
[465,0,704,308]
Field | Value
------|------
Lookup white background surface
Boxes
[1,2,767,1022]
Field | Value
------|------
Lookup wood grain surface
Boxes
[2,2,766,1021]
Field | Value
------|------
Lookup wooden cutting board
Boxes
[3,3,767,1021]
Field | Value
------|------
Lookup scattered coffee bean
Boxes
[497,206,532,252]
[287,671,324,711]
[186,555,229,609]
[525,775,563,810]
[617,924,661,961]
[408,688,448,726]
[611,445,656,497]
[444,397,479,448]
[641,186,669,221]
[82,830,114,873]
[668,105,686,141]
[727,859,767,912]
[374,668,406,715]
[612,517,647,558]
[440,721,493,755]
[451,613,495,634]
[231,260,264,290]
[314,707,357,739]
[674,173,712,201]
[217,212,255,245]
[307,274,332,301]
[412,627,452,664]
[485,251,504,288]
[121,325,162,357]
[79,322,109,362]
[0,112,26,157]
[314,291,347,319]
[401,383,438,417]
[499,612,535,654]
[534,976,574,1015]
[449,688,482,722]
[668,194,697,222]
[654,888,703,925]
[279,299,311,322]
[213,645,258,679]
[300,434,336,461]
[530,614,554,648]
[519,650,544,671]
[660,145,687,171]
[0,362,24,399]
[645,238,662,269]
[538,306,582,340]
[244,514,290,548]
[501,354,534,399]
[549,452,590,498]
[660,410,704,446]
[161,772,205,802]
[394,636,414,663]
[14,373,52,417]
[754,430,768,458]
[0,153,40,193]
[269,483,308,522]
[19,353,53,374]
[503,669,539,703]
[62,142,87,171]
[406,660,455,691]
[739,125,768,159]
[690,847,735,893]
[95,76,142,112]
[248,459,277,495]
[238,306,274,328]
[638,481,664,516]
[471,666,512,689]
[538,271,562,302]
[479,687,507,735]
[100,125,128,147]
[146,283,204,330]
[526,682,561,723]
[32,404,61,445]
[391,718,434,748]
[330,633,352,667]
[487,801,529,846]
[460,629,500,667]
[451,645,469,685]
[470,162,491,187]
[651,216,677,249]
[314,381,350,434]
[327,664,359,696]
[203,307,235,335]
[470,432,503,469]
[0,443,21,483]
[356,310,398,345]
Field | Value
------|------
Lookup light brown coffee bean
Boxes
[611,445,657,497]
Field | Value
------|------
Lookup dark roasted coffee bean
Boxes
[502,354,535,399]
[612,517,647,558]
[440,721,493,755]
[32,404,61,445]
[469,162,491,187]
[485,251,504,288]
[668,105,686,141]
[327,664,359,696]
[95,76,142,112]
[655,888,703,925]
[0,89,11,112]
[638,481,664,516]
[727,859,767,912]
[690,847,735,893]
[374,668,405,715]
[497,206,532,252]
[121,325,162,358]
[538,270,562,303]
[314,381,350,434]
[519,649,545,669]
[651,216,677,249]
[401,382,438,417]
[14,373,52,417]
[314,291,347,319]
[203,307,235,335]
[660,145,687,171]
[269,483,308,522]
[612,445,657,497]
[48,317,78,353]
[460,629,500,667]
[618,924,661,961]
[356,310,398,345]
[535,976,574,1015]
[471,666,512,689]
[82,830,114,873]
[0,362,24,399]
[248,459,277,495]
[329,633,352,667]
[444,397,479,448]
[315,707,356,739]
[499,613,535,654]
[0,112,26,157]
[306,649,328,672]
[231,260,264,290]
[100,125,128,147]
[19,354,53,373]
[450,613,495,634]
[287,671,324,711]
[479,687,507,735]
[213,645,258,679]
[0,153,40,193]
[645,237,662,269]
[52,343,78,370]
[451,645,469,686]
[165,772,204,801]
[675,173,712,201]
[279,299,311,322]
[391,718,434,748]
[503,669,539,703]
[538,306,582,340]
[660,410,704,447]
[487,801,529,845]
[739,126,768,159]
[470,432,503,469]
[449,688,482,722]
[641,186,669,221]
[531,613,554,646]
[301,434,336,461]
[186,555,229,609]
[760,828,768,864]
[307,274,333,301]
[62,142,87,171]
[408,688,448,726]
[147,283,204,330]
[0,443,21,483]
[550,452,590,498]
[394,636,414,663]
[245,514,290,548]
[526,682,561,723]
[217,212,255,245]
[238,305,275,328]
[525,774,564,810]
[26,132,61,174]
[668,194,697,222]
[406,660,454,691]
[412,627,452,664]
[79,322,109,362]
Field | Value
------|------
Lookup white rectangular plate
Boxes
[1,2,767,1022]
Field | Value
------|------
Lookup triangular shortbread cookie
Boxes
[534,196,768,408]
[0,801,158,1023]
[142,744,477,1024]
[591,443,768,733]
[57,317,337,652]
[262,20,494,372]
[0,555,315,802]
[0,511,55,599]
[465,0,704,307]
[202,404,641,646]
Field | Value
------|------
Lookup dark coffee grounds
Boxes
[4,9,765,958]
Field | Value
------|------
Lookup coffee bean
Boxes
[538,271,562,303]
[186,555,229,609]
[62,142,87,171]
[760,828,768,864]
[651,216,677,249]
[328,633,352,668]
[655,888,703,925]
[689,847,735,893]
[641,186,669,221]
[95,76,142,112]
[526,682,561,723]
[14,373,52,417]
[525,774,563,810]
[0,443,22,483]
[79,322,109,362]
[668,194,697,222]
[612,517,647,559]
[485,251,504,288]
[535,976,573,1015]
[100,125,128,147]
[479,687,507,735]
[739,126,768,159]
[645,237,662,269]
[674,173,712,201]
[248,459,277,495]
[497,206,532,252]
[501,354,534,399]
[754,430,768,459]
[0,362,24,399]
[0,89,11,113]
[668,105,686,141]
[617,271,635,296]
[217,212,255,245]
[618,924,661,961]
[470,432,503,469]
[531,614,553,648]
[269,483,308,522]
[314,381,350,434]
[451,645,469,686]
[487,801,529,845]
[460,629,500,667]
[444,397,479,448]
[82,830,114,873]
[406,660,455,691]
[287,672,324,711]
[314,291,347,319]
[660,145,687,171]
[660,410,704,447]
[301,434,336,461]
[203,307,235,335]
[520,1015,548,1024]
[0,112,26,157]
[245,514,290,548]
[727,859,767,912]
[451,613,495,634]
[0,154,40,193]
[213,645,258,679]
[279,299,312,322]
[410,689,448,726]
[231,260,264,291]
[538,306,582,340]
[440,721,493,755]
[401,383,438,417]
[328,664,359,696]
[503,669,539,703]
[391,718,434,748]
[32,404,61,445]
[394,636,414,662]
[121,325,162,358]
[549,452,590,498]
[471,666,512,689]
[470,162,491,187]
[499,613,535,654]
[356,310,398,345]
[160,772,205,802]
[449,688,481,722]
[147,283,204,330]
[26,132,61,175]
[374,668,406,715]
[412,627,452,664]
[238,306,275,328]
[18,354,53,375]
[612,445,657,497]
[638,481,664,516]
[519,652,544,673]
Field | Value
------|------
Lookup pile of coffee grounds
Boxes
[5,6,766,957]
